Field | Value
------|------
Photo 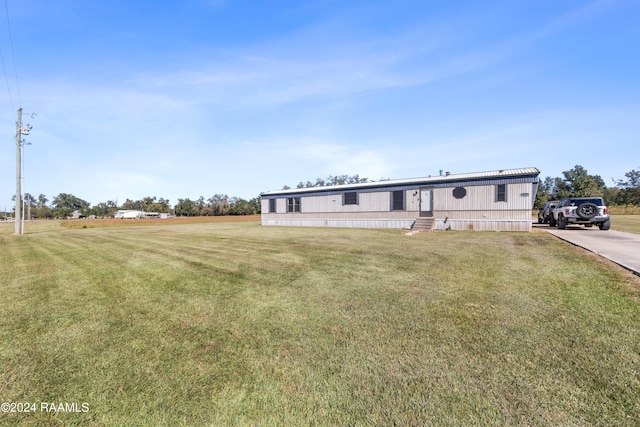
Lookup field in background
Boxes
[609,205,640,215]
[0,215,260,234]
[611,215,640,234]
[61,214,261,228]
[1,219,639,425]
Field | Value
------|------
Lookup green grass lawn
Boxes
[612,215,640,234]
[1,220,639,426]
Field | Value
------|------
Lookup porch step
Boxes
[412,217,435,232]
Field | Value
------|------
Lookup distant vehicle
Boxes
[114,210,162,219]
[114,210,146,219]
[537,200,558,224]
[551,197,610,230]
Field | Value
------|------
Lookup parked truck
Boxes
[550,197,610,230]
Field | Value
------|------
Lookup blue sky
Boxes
[0,0,638,209]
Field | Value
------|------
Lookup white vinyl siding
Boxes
[434,183,531,211]
[300,192,391,213]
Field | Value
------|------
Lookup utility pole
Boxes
[14,108,22,235]
[14,108,33,235]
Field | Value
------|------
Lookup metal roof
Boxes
[261,167,540,196]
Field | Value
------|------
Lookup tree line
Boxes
[1,193,260,219]
[535,165,640,207]
[2,167,637,220]
[2,174,376,219]
[283,174,375,190]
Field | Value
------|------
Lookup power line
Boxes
[3,0,20,106]
[0,43,14,112]
[1,0,20,113]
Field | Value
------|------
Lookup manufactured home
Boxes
[261,167,540,232]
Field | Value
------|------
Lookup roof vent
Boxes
[445,171,450,176]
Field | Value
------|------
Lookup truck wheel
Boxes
[598,219,611,230]
[558,215,566,229]
[549,216,556,227]
[577,202,598,219]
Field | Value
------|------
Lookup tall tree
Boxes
[294,174,371,189]
[534,176,555,207]
[615,168,640,205]
[121,199,142,210]
[37,194,48,208]
[174,198,197,216]
[553,165,606,199]
[120,197,171,213]
[29,194,52,219]
[52,193,90,218]
[207,194,230,215]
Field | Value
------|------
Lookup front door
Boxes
[420,188,433,217]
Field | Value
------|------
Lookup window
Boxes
[496,184,507,202]
[452,187,467,199]
[268,199,276,213]
[343,192,358,205]
[287,197,301,213]
[392,190,405,211]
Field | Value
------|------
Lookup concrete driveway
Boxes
[539,224,640,275]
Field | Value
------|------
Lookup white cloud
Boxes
[3,0,637,209]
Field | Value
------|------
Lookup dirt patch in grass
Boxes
[60,214,261,229]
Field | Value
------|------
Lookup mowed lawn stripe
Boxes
[1,220,639,425]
